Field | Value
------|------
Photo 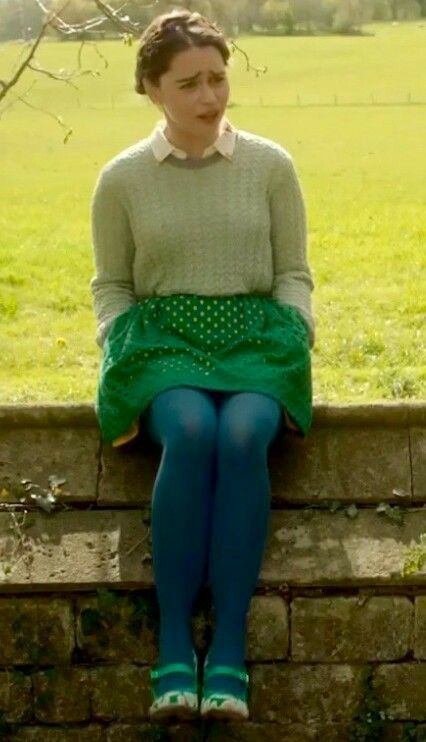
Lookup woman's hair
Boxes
[135,9,231,95]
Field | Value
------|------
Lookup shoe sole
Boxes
[149,690,199,722]
[200,699,249,722]
[201,708,248,721]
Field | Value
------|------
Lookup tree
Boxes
[0,0,43,41]
[388,0,421,17]
[259,0,293,30]
[0,0,267,137]
[288,0,320,32]
[332,0,362,31]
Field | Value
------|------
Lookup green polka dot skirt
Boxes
[95,294,313,444]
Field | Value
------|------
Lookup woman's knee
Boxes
[217,392,282,454]
[146,386,218,449]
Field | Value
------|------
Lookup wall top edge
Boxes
[0,402,424,429]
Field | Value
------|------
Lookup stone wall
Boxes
[0,402,424,740]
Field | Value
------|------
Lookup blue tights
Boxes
[143,385,282,697]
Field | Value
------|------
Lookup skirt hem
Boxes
[97,378,312,446]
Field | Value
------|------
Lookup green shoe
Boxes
[149,649,200,722]
[200,659,250,721]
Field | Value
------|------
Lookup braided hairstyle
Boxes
[135,9,231,95]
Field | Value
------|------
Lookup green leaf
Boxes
[327,499,342,513]
[345,504,359,519]
[376,502,405,525]
[48,475,66,488]
[376,502,388,513]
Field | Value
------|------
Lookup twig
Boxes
[0,0,72,103]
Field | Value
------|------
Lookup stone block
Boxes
[374,663,426,720]
[75,592,158,663]
[415,596,426,659]
[107,723,199,741]
[0,597,74,664]
[417,725,426,741]
[263,509,426,586]
[249,663,366,724]
[381,724,418,741]
[0,670,32,722]
[97,437,158,505]
[291,596,413,661]
[33,666,91,722]
[1,509,426,591]
[0,427,99,503]
[412,428,426,501]
[98,412,415,506]
[269,427,411,503]
[246,595,289,660]
[204,721,353,740]
[12,726,105,741]
[91,664,151,721]
[191,592,289,662]
[0,510,152,589]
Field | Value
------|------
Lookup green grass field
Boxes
[0,21,424,404]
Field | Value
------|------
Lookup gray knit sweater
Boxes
[90,127,315,348]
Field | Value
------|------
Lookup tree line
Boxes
[0,0,424,43]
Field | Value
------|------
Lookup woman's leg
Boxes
[205,392,282,696]
[144,386,218,696]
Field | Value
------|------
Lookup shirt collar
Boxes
[150,116,236,163]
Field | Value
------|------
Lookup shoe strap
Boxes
[150,662,195,681]
[204,664,248,683]
[203,691,247,704]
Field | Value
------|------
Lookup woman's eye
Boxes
[181,77,225,89]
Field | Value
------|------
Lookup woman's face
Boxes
[144,44,230,139]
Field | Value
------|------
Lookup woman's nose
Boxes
[199,84,216,103]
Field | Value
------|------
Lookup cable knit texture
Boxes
[90,126,315,349]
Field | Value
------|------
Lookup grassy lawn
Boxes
[0,21,424,404]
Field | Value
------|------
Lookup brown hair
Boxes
[135,9,231,95]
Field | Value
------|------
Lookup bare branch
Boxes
[27,62,80,89]
[229,39,268,78]
[33,0,108,35]
[12,89,73,143]
[77,40,109,71]
[32,0,160,36]
[0,0,72,103]
[0,0,157,118]
[0,0,265,144]
[92,0,142,34]
[0,81,38,120]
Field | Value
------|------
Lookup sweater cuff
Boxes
[96,318,115,349]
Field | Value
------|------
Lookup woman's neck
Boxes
[163,118,225,159]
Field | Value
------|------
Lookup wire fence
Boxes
[252,92,426,107]
[67,91,426,109]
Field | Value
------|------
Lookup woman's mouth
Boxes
[197,111,220,124]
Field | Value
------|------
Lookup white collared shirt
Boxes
[150,117,237,162]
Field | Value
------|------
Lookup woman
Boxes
[90,9,315,723]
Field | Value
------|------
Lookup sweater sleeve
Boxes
[269,151,315,349]
[90,167,137,349]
